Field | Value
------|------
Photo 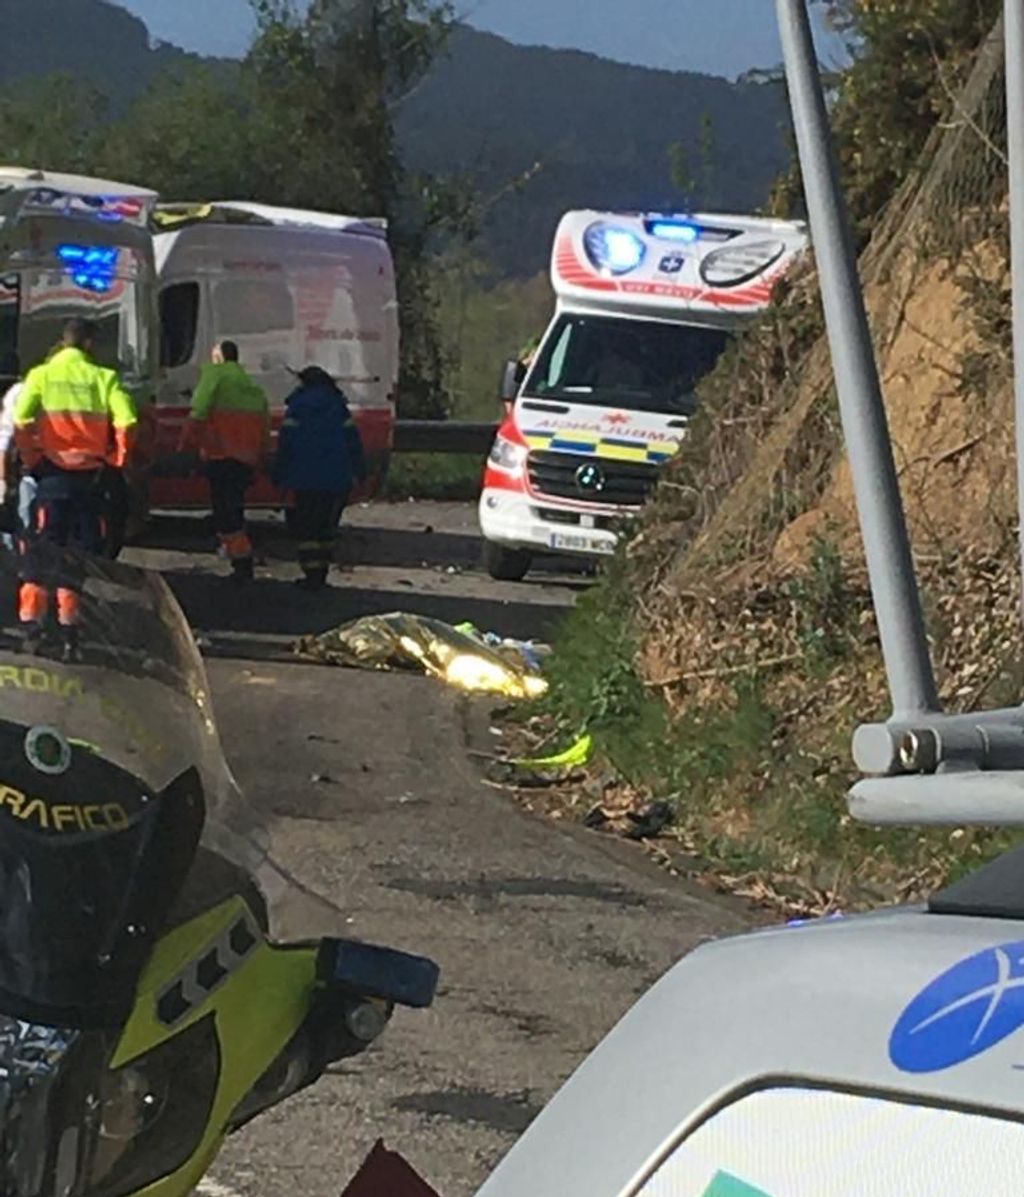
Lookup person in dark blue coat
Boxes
[273,366,367,590]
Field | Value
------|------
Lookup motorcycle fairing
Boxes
[95,895,318,1197]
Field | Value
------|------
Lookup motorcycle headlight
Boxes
[489,436,528,474]
[583,222,647,276]
[87,1015,220,1197]
[699,239,786,288]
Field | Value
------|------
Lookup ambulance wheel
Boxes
[484,541,532,582]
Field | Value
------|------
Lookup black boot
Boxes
[295,568,328,592]
[21,623,45,657]
[231,557,255,586]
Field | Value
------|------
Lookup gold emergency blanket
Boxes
[296,613,548,700]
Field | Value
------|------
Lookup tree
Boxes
[248,0,459,417]
[0,76,107,174]
[668,112,717,208]
[60,0,462,418]
[92,64,250,198]
[773,0,1001,232]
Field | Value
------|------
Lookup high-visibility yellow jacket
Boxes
[15,348,137,471]
[180,362,270,469]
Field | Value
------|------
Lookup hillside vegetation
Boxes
[401,25,790,276]
[538,0,1024,915]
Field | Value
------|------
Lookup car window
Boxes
[637,1087,1024,1196]
[160,282,200,369]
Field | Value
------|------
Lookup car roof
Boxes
[476,904,1024,1197]
[0,166,156,199]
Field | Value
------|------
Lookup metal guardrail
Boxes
[393,421,498,455]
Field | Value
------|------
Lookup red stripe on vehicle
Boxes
[554,237,788,309]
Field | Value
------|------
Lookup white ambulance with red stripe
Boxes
[479,209,808,580]
[150,201,398,510]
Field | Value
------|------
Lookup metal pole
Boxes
[1006,0,1024,628]
[776,0,940,718]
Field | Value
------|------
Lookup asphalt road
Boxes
[123,503,753,1197]
[125,502,588,656]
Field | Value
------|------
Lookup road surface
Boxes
[122,503,754,1197]
[126,502,587,656]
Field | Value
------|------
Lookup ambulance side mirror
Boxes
[499,359,521,404]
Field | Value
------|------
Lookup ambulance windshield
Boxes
[12,253,152,385]
[524,313,728,416]
[0,239,153,388]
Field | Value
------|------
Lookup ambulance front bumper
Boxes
[478,487,621,558]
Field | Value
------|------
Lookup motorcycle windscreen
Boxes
[0,545,343,1028]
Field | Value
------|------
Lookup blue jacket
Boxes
[273,379,366,495]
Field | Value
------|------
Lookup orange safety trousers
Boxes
[17,468,104,628]
[207,459,255,579]
[219,528,254,561]
[18,581,80,628]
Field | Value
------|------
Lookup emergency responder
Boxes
[2,344,63,553]
[273,366,366,591]
[179,341,269,584]
[14,318,137,661]
[0,351,29,546]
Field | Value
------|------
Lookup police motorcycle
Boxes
[455,6,1024,1197]
[0,540,438,1196]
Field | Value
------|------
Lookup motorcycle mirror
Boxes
[317,939,440,1009]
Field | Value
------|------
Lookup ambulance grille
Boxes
[527,451,658,507]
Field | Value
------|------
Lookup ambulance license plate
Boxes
[549,532,614,555]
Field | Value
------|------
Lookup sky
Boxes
[117,0,845,79]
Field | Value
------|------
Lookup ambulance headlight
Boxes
[699,239,786,288]
[583,223,646,276]
[489,436,528,474]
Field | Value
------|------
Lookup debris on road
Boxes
[623,799,675,841]
[482,733,594,794]
[512,733,593,771]
[340,1140,442,1197]
[296,612,549,699]
[454,622,549,674]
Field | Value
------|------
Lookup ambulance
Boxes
[0,167,160,542]
[150,201,399,508]
[0,168,159,389]
[479,209,808,580]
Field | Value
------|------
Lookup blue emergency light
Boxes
[56,244,119,294]
[649,220,701,243]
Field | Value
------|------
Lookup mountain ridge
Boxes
[1,0,791,274]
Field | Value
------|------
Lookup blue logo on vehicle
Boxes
[890,939,1024,1073]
